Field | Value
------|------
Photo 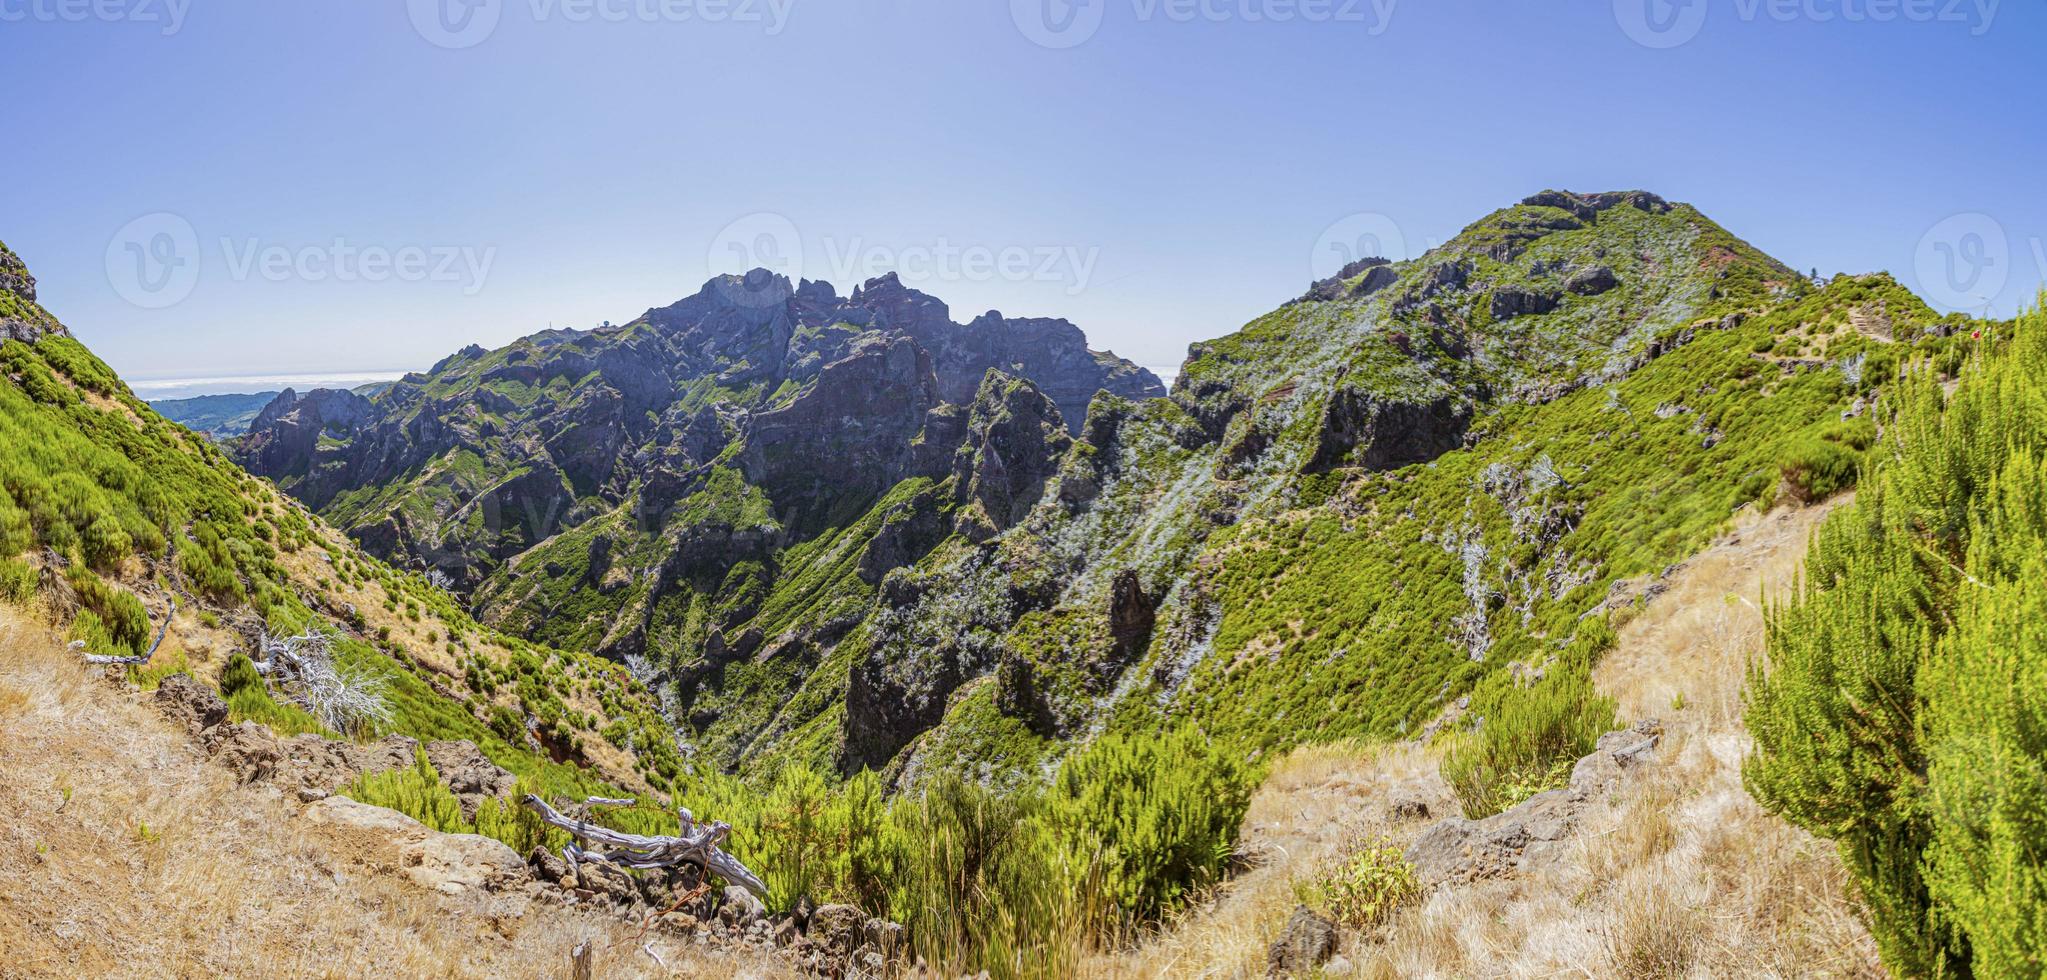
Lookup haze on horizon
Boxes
[3,0,2042,387]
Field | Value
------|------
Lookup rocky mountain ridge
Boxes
[217,192,1946,794]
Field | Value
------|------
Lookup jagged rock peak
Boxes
[0,240,69,343]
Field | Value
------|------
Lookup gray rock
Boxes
[1266,905,1339,976]
[153,674,228,735]
[423,740,517,821]
[1490,285,1562,320]
[720,885,766,925]
[1404,719,1665,887]
[1565,265,1620,296]
[1303,386,1470,475]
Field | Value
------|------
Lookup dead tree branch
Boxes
[75,596,177,666]
[521,794,770,899]
[250,627,393,733]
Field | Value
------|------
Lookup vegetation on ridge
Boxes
[1746,299,2046,978]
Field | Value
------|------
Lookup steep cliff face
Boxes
[789,191,1933,787]
[226,271,1159,771]
[0,241,65,343]
[235,272,1161,591]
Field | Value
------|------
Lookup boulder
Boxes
[273,733,420,796]
[153,674,228,735]
[205,721,282,784]
[301,796,530,896]
[424,740,517,821]
[1266,905,1339,976]
[720,884,767,926]
[1565,265,1620,296]
[1404,719,1665,887]
[809,904,867,956]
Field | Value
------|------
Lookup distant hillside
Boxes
[218,191,1980,792]
[152,391,280,440]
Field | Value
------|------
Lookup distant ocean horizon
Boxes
[132,371,413,401]
[136,363,1177,403]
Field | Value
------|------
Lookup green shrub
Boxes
[1777,436,1860,504]
[885,775,1086,980]
[1746,300,2047,978]
[0,558,35,605]
[1441,659,1618,819]
[340,748,468,834]
[1047,723,1257,921]
[1304,838,1419,930]
[219,653,263,699]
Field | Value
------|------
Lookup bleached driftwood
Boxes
[251,627,393,733]
[74,596,177,666]
[521,794,770,898]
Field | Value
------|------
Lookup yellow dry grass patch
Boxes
[1097,502,1884,978]
[0,610,786,980]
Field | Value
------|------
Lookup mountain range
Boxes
[183,190,1940,788]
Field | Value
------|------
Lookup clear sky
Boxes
[3,0,2041,388]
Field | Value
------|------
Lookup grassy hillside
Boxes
[717,192,1975,792]
[0,244,688,814]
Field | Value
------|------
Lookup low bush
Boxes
[1441,655,1618,819]
[1047,723,1257,921]
[1304,837,1419,930]
[1778,436,1861,504]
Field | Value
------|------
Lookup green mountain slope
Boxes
[0,240,687,806]
[746,191,1973,786]
[151,391,281,440]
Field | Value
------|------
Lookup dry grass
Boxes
[1083,741,1450,978]
[1095,502,1885,979]
[0,609,789,980]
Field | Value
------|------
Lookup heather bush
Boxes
[1747,299,2047,977]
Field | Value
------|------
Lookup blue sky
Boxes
[2,0,2040,389]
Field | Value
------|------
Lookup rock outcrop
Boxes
[302,796,530,896]
[239,388,376,483]
[0,240,65,343]
[951,371,1073,540]
[1404,720,1664,887]
[1303,387,1471,474]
